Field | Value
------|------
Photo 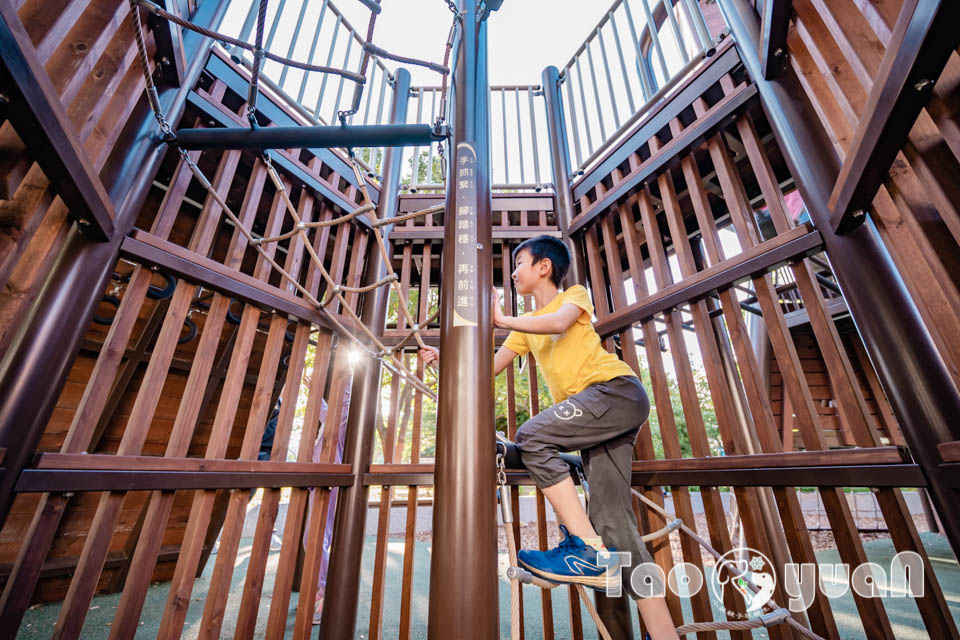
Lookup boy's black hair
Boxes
[513,235,570,287]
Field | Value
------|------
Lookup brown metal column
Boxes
[717,0,960,557]
[317,67,412,640]
[0,1,229,529]
[541,65,586,287]
[427,0,498,637]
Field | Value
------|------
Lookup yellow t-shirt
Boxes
[502,285,636,402]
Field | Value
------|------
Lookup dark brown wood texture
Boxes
[1,0,958,638]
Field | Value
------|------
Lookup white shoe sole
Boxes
[517,558,620,589]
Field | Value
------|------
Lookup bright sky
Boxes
[218,0,613,87]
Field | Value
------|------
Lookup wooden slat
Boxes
[293,351,347,639]
[705,99,895,636]
[33,453,352,474]
[593,224,821,338]
[0,1,115,239]
[647,137,791,638]
[264,332,334,637]
[635,446,909,471]
[121,231,346,336]
[827,0,960,232]
[569,82,758,233]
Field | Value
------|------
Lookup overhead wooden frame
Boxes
[827,0,960,233]
[760,0,792,80]
[0,2,116,240]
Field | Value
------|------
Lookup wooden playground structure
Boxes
[0,0,958,637]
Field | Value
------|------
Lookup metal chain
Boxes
[128,0,174,139]
[496,452,506,488]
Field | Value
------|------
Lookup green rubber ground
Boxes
[16,532,960,638]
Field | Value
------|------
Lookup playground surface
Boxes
[16,531,959,639]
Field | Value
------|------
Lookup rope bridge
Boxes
[127,0,463,401]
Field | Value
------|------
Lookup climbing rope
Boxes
[495,442,826,640]
[126,0,454,401]
[130,0,366,82]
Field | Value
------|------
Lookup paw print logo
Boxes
[553,400,583,421]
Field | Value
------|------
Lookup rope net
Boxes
[128,0,461,401]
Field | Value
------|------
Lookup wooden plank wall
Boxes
[0,2,378,638]
[564,21,958,638]
[785,0,960,393]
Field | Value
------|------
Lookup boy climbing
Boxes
[420,235,679,639]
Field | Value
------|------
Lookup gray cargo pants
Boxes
[515,375,664,599]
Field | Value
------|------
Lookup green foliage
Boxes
[636,353,723,458]
[405,149,443,188]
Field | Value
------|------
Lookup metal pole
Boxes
[717,0,960,558]
[427,0,498,636]
[0,0,231,530]
[317,67,412,640]
[174,123,444,151]
[542,66,586,287]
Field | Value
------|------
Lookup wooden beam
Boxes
[828,0,960,232]
[120,230,355,338]
[569,82,758,233]
[938,441,960,463]
[364,464,926,487]
[388,227,561,241]
[33,453,351,474]
[760,0,792,80]
[593,225,822,338]
[15,468,354,492]
[0,2,116,240]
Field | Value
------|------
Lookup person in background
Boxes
[305,379,352,625]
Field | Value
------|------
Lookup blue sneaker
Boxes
[517,525,620,590]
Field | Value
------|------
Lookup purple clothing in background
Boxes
[303,378,352,597]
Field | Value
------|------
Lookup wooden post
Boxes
[316,67,412,640]
[717,0,960,558]
[541,65,586,286]
[427,0,499,637]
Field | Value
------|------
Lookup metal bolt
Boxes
[774,48,784,57]
[851,209,866,221]
[0,93,9,105]
[914,79,934,92]
[476,242,484,251]
[77,217,90,227]
[160,56,171,67]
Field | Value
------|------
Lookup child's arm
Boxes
[494,345,518,376]
[418,345,518,376]
[493,301,582,335]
